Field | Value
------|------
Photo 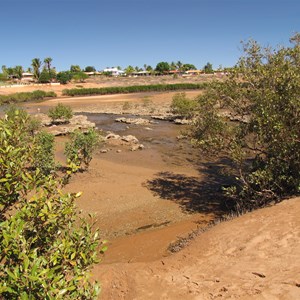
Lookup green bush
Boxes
[38,70,51,83]
[48,103,73,123]
[33,131,56,175]
[193,34,300,212]
[56,71,72,84]
[170,92,197,118]
[72,72,88,83]
[65,129,100,170]
[0,108,102,298]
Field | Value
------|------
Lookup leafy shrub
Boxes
[72,72,88,83]
[193,34,300,212]
[170,92,197,118]
[38,70,51,83]
[48,103,73,123]
[0,108,102,298]
[65,129,100,170]
[33,131,56,175]
[56,71,72,84]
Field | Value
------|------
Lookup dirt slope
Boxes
[94,197,300,299]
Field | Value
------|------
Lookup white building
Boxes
[21,72,35,82]
[103,67,125,76]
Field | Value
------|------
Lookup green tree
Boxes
[193,34,300,211]
[70,65,81,73]
[56,71,72,84]
[84,66,96,72]
[125,65,135,75]
[31,58,42,80]
[146,65,153,72]
[170,61,177,70]
[203,62,213,74]
[44,57,53,75]
[14,65,24,80]
[38,69,51,83]
[155,61,170,74]
[182,64,196,71]
[176,61,183,71]
[72,72,89,82]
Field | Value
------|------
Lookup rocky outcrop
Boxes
[115,117,155,125]
[33,113,96,136]
[104,132,144,151]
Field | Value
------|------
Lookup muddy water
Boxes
[82,112,201,168]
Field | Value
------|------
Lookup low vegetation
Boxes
[48,103,73,123]
[0,107,103,298]
[193,34,300,212]
[62,83,208,97]
[0,90,56,105]
[170,92,197,118]
[65,129,100,171]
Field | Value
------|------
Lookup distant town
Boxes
[0,58,229,85]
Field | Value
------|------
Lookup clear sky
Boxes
[1,0,299,71]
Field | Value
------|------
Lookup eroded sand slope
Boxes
[95,197,300,299]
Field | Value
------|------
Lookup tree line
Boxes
[1,58,215,85]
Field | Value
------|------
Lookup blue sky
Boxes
[1,0,299,71]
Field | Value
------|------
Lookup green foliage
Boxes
[14,65,24,80]
[170,92,197,118]
[155,61,170,74]
[193,34,300,211]
[48,103,73,123]
[56,71,72,84]
[203,62,214,74]
[72,72,89,83]
[38,70,51,83]
[62,83,207,97]
[182,64,197,71]
[33,131,56,175]
[84,66,96,72]
[70,65,81,73]
[0,90,57,105]
[0,108,101,298]
[0,73,8,81]
[125,65,135,75]
[65,129,100,170]
[31,58,42,80]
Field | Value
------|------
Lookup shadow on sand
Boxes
[144,158,236,215]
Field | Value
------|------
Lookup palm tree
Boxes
[177,60,183,72]
[44,57,53,75]
[14,65,24,80]
[31,58,42,80]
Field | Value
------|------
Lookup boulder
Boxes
[131,144,145,151]
[121,135,139,144]
[105,133,121,140]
